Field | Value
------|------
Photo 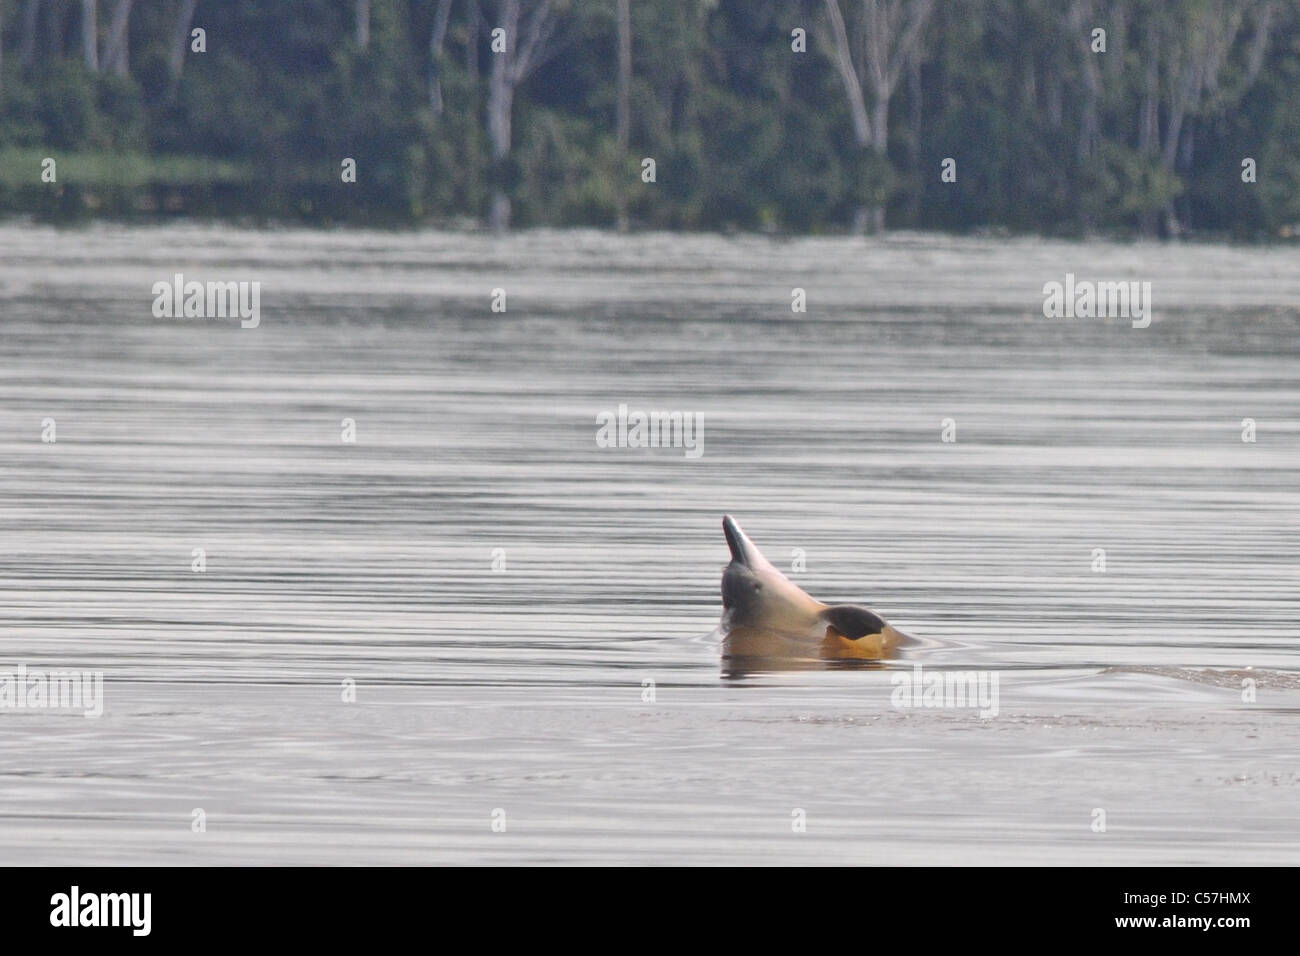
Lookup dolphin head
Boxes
[719,515,812,625]
[716,515,915,665]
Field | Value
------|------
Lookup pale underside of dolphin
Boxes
[718,515,913,662]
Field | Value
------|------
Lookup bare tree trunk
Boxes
[870,99,889,154]
[466,0,479,79]
[1161,64,1196,172]
[429,0,453,113]
[167,0,197,93]
[615,0,631,144]
[1067,0,1099,159]
[822,0,872,234]
[101,0,133,76]
[904,50,922,224]
[1241,0,1276,87]
[908,51,921,140]
[1168,124,1196,237]
[487,0,520,233]
[1164,0,1273,233]
[1137,41,1158,155]
[355,0,370,49]
[615,0,631,231]
[82,0,99,71]
[821,0,933,234]
[1152,2,1252,235]
[867,96,889,232]
[1136,47,1159,232]
[485,0,558,232]
[822,0,871,149]
[20,0,40,68]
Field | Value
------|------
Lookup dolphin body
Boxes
[718,515,913,663]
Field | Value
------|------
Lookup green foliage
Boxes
[0,149,249,187]
[1082,143,1185,224]
[0,0,1295,236]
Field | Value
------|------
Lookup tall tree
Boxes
[100,0,133,76]
[1137,0,1276,234]
[82,0,99,72]
[615,0,631,231]
[485,0,562,231]
[429,0,454,113]
[1067,0,1101,160]
[821,0,936,232]
[616,0,631,145]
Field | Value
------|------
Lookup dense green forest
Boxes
[1,0,1297,237]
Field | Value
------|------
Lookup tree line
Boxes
[0,0,1297,237]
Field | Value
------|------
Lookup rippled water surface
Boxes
[1,225,1298,864]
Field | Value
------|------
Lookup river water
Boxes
[0,224,1297,863]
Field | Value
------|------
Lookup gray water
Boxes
[1,224,1298,864]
